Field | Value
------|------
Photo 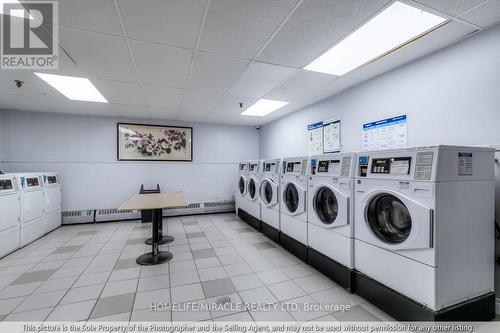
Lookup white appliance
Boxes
[354,145,495,320]
[307,153,356,289]
[14,173,46,247]
[235,161,248,215]
[259,158,281,242]
[0,174,21,258]
[280,156,309,261]
[42,173,62,233]
[242,160,262,230]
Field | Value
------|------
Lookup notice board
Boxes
[308,119,341,155]
[362,115,407,151]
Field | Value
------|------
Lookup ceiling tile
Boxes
[257,0,391,68]
[178,110,209,122]
[45,0,123,36]
[204,112,246,125]
[118,0,205,49]
[131,40,192,87]
[182,90,223,112]
[59,28,138,82]
[198,0,298,59]
[29,94,119,116]
[212,94,259,115]
[113,104,150,118]
[413,0,486,16]
[143,85,184,108]
[228,62,297,97]
[0,71,61,98]
[93,80,146,105]
[149,107,181,120]
[459,0,500,28]
[345,20,478,81]
[188,53,249,92]
[0,94,41,112]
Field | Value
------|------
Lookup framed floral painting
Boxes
[117,123,193,161]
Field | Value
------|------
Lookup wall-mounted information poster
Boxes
[362,115,407,151]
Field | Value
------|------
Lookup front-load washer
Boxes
[0,174,21,258]
[235,161,248,215]
[42,173,61,233]
[280,156,309,261]
[307,152,356,290]
[241,160,262,231]
[259,158,281,242]
[13,173,46,247]
[354,145,495,321]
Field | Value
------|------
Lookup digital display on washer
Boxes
[249,164,257,172]
[26,177,39,187]
[239,164,246,171]
[317,159,340,173]
[286,162,301,173]
[371,157,411,175]
[265,163,275,172]
[47,176,58,184]
[0,180,13,191]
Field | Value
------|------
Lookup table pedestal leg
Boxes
[136,209,172,265]
[145,218,175,245]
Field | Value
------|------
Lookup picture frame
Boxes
[117,123,193,162]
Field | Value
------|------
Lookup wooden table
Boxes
[119,192,187,265]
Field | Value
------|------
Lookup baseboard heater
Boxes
[62,200,235,225]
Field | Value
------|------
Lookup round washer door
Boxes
[248,178,258,201]
[365,193,412,244]
[283,182,305,215]
[238,176,247,196]
[313,186,339,225]
[260,179,277,206]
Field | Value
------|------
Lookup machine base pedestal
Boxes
[136,251,173,266]
[145,236,175,245]
[279,232,307,262]
[354,271,496,321]
[238,209,261,232]
[308,247,354,291]
[261,222,279,243]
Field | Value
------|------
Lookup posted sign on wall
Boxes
[308,119,341,155]
[362,115,407,151]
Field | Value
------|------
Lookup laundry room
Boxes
[0,0,500,330]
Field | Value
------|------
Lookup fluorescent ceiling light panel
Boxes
[0,1,32,19]
[34,73,108,103]
[241,99,289,117]
[304,1,446,76]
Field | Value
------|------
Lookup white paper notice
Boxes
[362,115,407,151]
[308,122,323,155]
[323,119,341,153]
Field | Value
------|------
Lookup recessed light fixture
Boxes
[240,99,289,117]
[0,0,32,19]
[34,73,108,103]
[304,1,446,76]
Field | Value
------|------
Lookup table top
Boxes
[118,192,188,211]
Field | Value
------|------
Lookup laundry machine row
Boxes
[236,160,262,231]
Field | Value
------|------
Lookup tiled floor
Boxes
[0,213,394,322]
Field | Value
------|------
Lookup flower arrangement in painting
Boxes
[124,129,187,157]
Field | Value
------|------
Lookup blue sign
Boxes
[363,115,407,130]
[308,121,323,131]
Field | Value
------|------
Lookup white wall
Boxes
[1,110,259,211]
[260,24,500,158]
[0,111,5,172]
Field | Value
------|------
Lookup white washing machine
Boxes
[307,153,356,289]
[259,158,281,242]
[0,174,21,258]
[235,161,248,215]
[354,145,495,321]
[13,173,46,247]
[42,173,62,233]
[241,160,262,231]
[280,156,309,261]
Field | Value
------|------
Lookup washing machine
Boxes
[280,156,309,261]
[241,160,262,231]
[13,173,46,247]
[0,174,21,258]
[42,173,62,233]
[235,162,248,215]
[307,152,356,290]
[259,158,281,242]
[354,145,495,321]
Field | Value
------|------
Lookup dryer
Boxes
[280,156,309,261]
[307,152,356,290]
[235,161,248,215]
[13,173,46,247]
[42,173,62,233]
[241,160,262,231]
[0,174,21,258]
[354,146,495,321]
[260,158,281,242]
